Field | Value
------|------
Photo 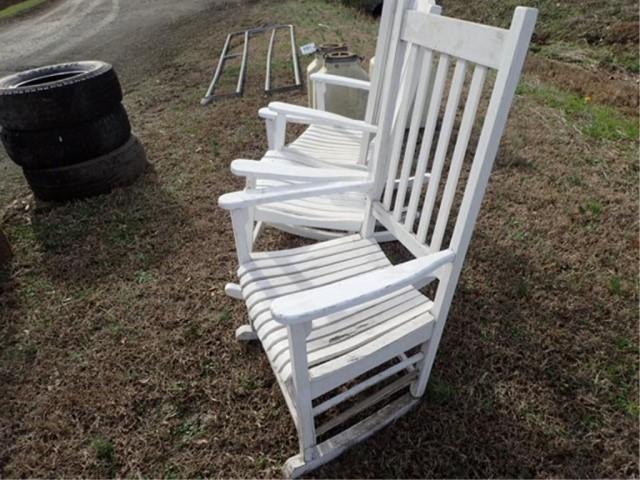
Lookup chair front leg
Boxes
[264,116,276,150]
[287,322,317,462]
[229,208,253,265]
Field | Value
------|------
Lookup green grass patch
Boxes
[518,81,638,142]
[0,0,48,18]
[91,436,115,463]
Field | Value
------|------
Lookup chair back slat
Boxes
[402,53,450,229]
[392,48,434,220]
[362,6,537,265]
[382,44,422,209]
[415,58,467,243]
[429,65,487,252]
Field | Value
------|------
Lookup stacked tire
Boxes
[0,61,147,202]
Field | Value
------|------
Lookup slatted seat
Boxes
[238,235,434,390]
[218,1,537,476]
[273,124,366,169]
[251,153,367,232]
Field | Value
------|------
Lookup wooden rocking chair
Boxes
[219,2,537,476]
[248,0,441,242]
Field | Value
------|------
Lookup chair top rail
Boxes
[401,10,508,69]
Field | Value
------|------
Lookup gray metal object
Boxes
[201,29,252,105]
[265,24,302,94]
[202,24,302,105]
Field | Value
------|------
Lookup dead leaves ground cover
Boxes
[0,0,638,477]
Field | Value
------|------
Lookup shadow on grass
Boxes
[312,237,631,478]
[28,165,189,289]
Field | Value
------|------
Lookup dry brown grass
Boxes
[0,0,638,478]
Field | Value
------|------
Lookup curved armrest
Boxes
[271,249,455,324]
[310,72,371,91]
[230,159,368,182]
[218,180,373,210]
[258,106,309,125]
[268,102,377,133]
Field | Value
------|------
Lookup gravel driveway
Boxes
[0,0,230,80]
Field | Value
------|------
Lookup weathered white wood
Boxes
[229,208,252,265]
[270,249,454,325]
[284,393,419,478]
[403,53,450,231]
[402,10,508,69]
[224,282,242,300]
[429,65,487,251]
[382,44,421,209]
[261,289,427,355]
[269,102,378,133]
[314,371,417,436]
[218,180,373,210]
[412,7,539,397]
[288,322,317,461]
[373,203,431,258]
[235,325,258,341]
[231,159,368,182]
[416,58,468,243]
[312,353,422,416]
[308,314,434,398]
[310,72,371,91]
[393,49,434,220]
[218,3,538,477]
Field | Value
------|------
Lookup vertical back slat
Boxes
[363,0,412,237]
[357,0,401,164]
[429,65,487,252]
[416,58,467,242]
[382,44,422,209]
[393,49,435,220]
[403,53,450,230]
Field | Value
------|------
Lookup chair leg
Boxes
[283,393,419,478]
[224,282,242,300]
[235,324,258,342]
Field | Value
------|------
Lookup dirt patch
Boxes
[525,55,639,116]
[0,0,638,478]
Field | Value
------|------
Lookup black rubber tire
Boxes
[0,61,122,131]
[23,135,147,202]
[1,104,131,169]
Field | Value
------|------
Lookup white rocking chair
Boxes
[248,0,442,242]
[219,2,537,476]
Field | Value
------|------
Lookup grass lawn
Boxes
[0,0,49,19]
[0,0,638,477]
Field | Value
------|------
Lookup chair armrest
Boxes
[310,72,371,91]
[271,249,456,324]
[230,159,369,182]
[218,180,373,210]
[268,102,377,133]
[258,106,309,125]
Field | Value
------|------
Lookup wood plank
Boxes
[283,393,419,478]
[270,249,453,325]
[403,53,450,231]
[314,372,417,436]
[309,314,434,398]
[402,10,508,69]
[313,355,421,417]
[417,59,468,242]
[382,44,421,209]
[254,287,422,347]
[430,65,487,252]
[393,49,434,220]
